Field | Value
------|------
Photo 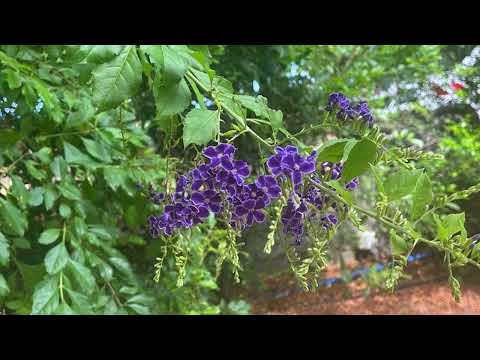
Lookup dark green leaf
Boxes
[57,182,82,201]
[25,160,47,181]
[50,156,69,180]
[44,185,58,211]
[0,273,10,297]
[341,138,377,183]
[59,203,72,219]
[317,139,356,163]
[93,45,143,111]
[39,228,61,245]
[64,287,93,314]
[0,232,9,266]
[64,142,98,168]
[0,199,28,236]
[35,147,52,164]
[10,175,29,208]
[27,187,44,207]
[31,276,59,315]
[161,46,189,85]
[45,243,69,274]
[67,259,96,295]
[81,137,112,163]
[154,78,191,117]
[53,303,76,315]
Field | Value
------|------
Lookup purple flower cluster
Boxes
[266,145,317,188]
[281,197,307,244]
[326,92,374,126]
[148,143,283,237]
[319,161,359,191]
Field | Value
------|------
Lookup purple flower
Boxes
[281,152,316,185]
[345,177,359,191]
[191,189,222,213]
[176,175,189,193]
[150,191,165,204]
[203,143,236,169]
[321,214,338,230]
[266,153,283,176]
[353,101,374,125]
[305,187,325,210]
[320,161,343,180]
[255,175,281,200]
[281,197,307,242]
[228,160,250,185]
[234,198,266,226]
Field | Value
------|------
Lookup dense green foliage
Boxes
[1,45,480,314]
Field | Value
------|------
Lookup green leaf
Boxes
[67,259,96,295]
[31,276,59,315]
[88,225,114,241]
[54,303,76,315]
[437,213,467,242]
[161,46,189,85]
[128,303,150,315]
[71,45,125,64]
[141,45,163,66]
[39,228,61,245]
[317,139,356,163]
[35,147,52,164]
[341,138,377,183]
[326,180,353,206]
[0,199,28,236]
[50,156,69,180]
[0,232,10,266]
[57,182,82,201]
[233,95,269,118]
[25,160,47,181]
[183,109,219,148]
[27,187,44,207]
[268,109,283,132]
[73,217,87,238]
[389,230,410,256]
[65,98,95,129]
[45,243,69,274]
[81,137,112,163]
[64,287,93,314]
[64,142,98,168]
[154,78,191,117]
[384,168,422,201]
[0,129,22,151]
[411,172,433,220]
[369,164,385,194]
[44,185,58,211]
[103,167,128,192]
[10,176,29,208]
[86,251,113,282]
[59,203,72,219]
[93,45,143,112]
[0,273,10,297]
[16,261,46,294]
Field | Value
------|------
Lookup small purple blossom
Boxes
[203,143,236,169]
[191,189,222,213]
[346,177,359,191]
[255,175,281,200]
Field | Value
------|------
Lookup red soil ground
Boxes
[247,258,480,315]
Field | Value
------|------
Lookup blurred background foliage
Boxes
[0,45,479,314]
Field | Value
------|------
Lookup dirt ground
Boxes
[247,258,480,315]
